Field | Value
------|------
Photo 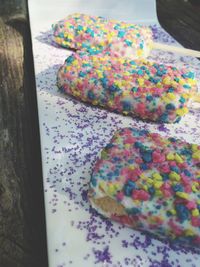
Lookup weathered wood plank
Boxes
[157,0,200,50]
[0,1,48,266]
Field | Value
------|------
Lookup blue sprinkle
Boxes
[179,96,186,103]
[88,91,95,100]
[79,71,86,77]
[140,163,149,170]
[156,205,161,209]
[124,184,134,196]
[113,156,120,162]
[91,176,97,187]
[118,30,125,38]
[127,180,136,187]
[65,55,74,64]
[162,174,169,181]
[159,113,168,122]
[122,101,131,111]
[182,72,194,79]
[125,40,132,46]
[140,130,148,136]
[134,141,142,149]
[166,103,176,110]
[174,77,180,82]
[175,204,190,222]
[127,207,140,215]
[58,32,64,38]
[77,25,83,31]
[180,148,192,156]
[137,69,144,76]
[146,95,153,101]
[106,143,114,149]
[171,166,180,173]
[172,184,183,192]
[139,43,144,49]
[167,87,174,93]
[169,137,176,142]
[184,169,192,177]
[183,84,191,89]
[100,77,108,87]
[148,186,155,195]
[131,87,138,93]
[108,85,120,92]
[141,150,152,163]
[175,116,182,123]
[130,60,136,65]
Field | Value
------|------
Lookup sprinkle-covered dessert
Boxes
[88,128,200,247]
[52,13,153,59]
[57,52,197,123]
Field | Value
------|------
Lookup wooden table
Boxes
[0,0,200,266]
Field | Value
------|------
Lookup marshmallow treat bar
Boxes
[53,13,153,59]
[57,52,197,123]
[88,128,200,247]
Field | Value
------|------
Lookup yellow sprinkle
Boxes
[179,79,185,85]
[174,153,184,163]
[166,93,176,100]
[142,185,148,191]
[122,90,130,97]
[166,153,175,161]
[197,199,200,205]
[176,107,189,116]
[129,165,135,170]
[188,78,197,85]
[176,192,189,199]
[192,150,200,160]
[137,78,144,86]
[125,144,131,149]
[154,181,163,189]
[92,100,98,106]
[182,93,190,99]
[99,181,106,191]
[140,174,146,179]
[191,144,199,152]
[161,96,171,104]
[192,209,199,217]
[107,184,115,195]
[169,209,176,215]
[163,77,171,85]
[185,229,195,236]
[169,172,181,181]
[192,182,199,192]
[101,150,108,159]
[155,190,163,197]
[146,178,153,185]
[137,50,143,57]
[152,173,163,181]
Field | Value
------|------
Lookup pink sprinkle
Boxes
[132,189,150,201]
[161,163,170,173]
[186,200,197,210]
[192,217,200,227]
[185,185,192,193]
[169,161,177,167]
[116,191,124,201]
[124,136,136,144]
[152,150,165,163]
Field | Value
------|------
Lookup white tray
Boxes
[28,1,200,266]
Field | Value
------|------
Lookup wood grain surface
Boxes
[0,1,47,266]
[0,0,200,266]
